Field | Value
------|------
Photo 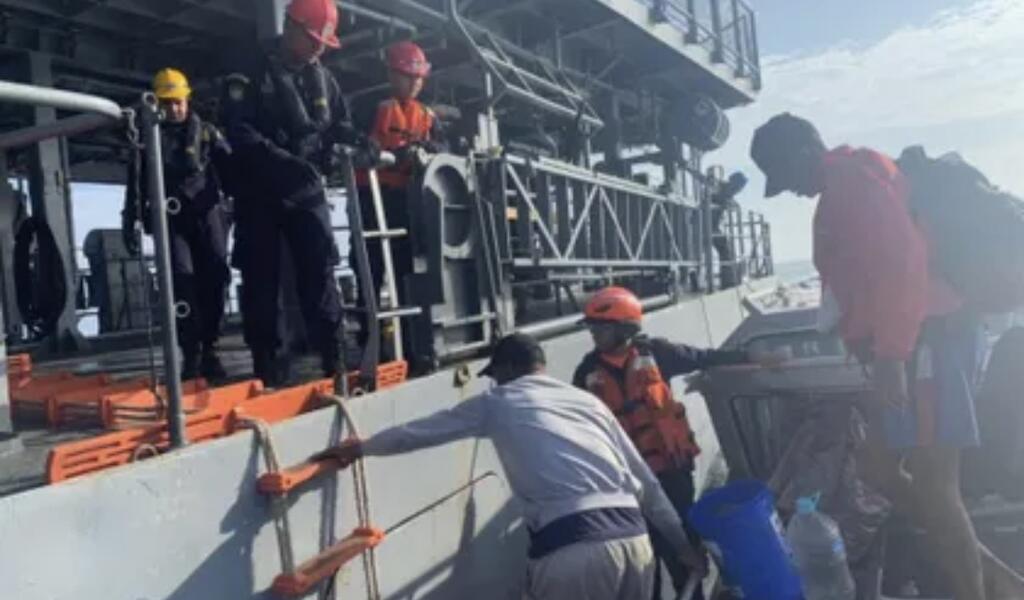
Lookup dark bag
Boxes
[897,146,1024,313]
[964,326,1024,501]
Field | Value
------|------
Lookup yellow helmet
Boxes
[152,68,192,100]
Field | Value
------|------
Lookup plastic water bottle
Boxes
[786,495,855,600]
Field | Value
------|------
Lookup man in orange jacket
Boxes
[572,286,782,600]
[353,41,443,360]
[750,113,1024,600]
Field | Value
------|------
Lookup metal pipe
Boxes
[506,154,693,204]
[380,0,620,98]
[380,0,447,23]
[709,0,725,63]
[140,94,187,448]
[731,0,745,76]
[747,9,762,89]
[695,158,716,292]
[338,1,417,32]
[0,80,122,120]
[480,49,588,104]
[341,150,383,386]
[445,0,602,129]
[0,113,117,150]
[519,294,674,340]
[684,0,698,42]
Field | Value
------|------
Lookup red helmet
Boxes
[582,287,643,324]
[387,41,431,78]
[286,0,341,49]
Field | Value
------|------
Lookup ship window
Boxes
[726,391,862,480]
[744,329,846,361]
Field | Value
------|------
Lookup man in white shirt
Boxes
[319,333,705,599]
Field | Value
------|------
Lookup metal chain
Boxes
[123,108,162,407]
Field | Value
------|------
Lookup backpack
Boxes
[964,326,1024,500]
[896,146,1024,313]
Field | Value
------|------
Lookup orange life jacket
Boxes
[584,345,701,473]
[359,97,434,189]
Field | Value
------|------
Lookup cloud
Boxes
[714,0,1024,262]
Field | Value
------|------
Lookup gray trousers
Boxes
[525,535,655,600]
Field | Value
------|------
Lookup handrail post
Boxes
[747,6,762,89]
[731,0,746,77]
[697,160,715,293]
[685,0,698,43]
[709,0,724,63]
[139,94,188,448]
[747,210,758,277]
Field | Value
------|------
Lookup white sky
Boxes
[715,0,1024,262]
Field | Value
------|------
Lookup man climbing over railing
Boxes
[750,112,1024,600]
[317,333,706,600]
[122,68,232,381]
[572,285,784,600]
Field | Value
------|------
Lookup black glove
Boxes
[364,137,382,167]
[390,144,413,166]
[121,211,139,256]
[351,138,383,170]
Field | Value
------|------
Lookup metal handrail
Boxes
[647,0,761,82]
[0,113,117,150]
[0,81,188,448]
[447,0,604,129]
[0,80,122,119]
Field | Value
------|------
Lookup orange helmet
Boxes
[286,0,341,49]
[582,286,643,324]
[387,41,431,78]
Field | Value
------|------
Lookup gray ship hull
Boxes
[0,283,763,599]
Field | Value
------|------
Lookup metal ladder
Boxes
[340,149,422,389]
[446,0,603,132]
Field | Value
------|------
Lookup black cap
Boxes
[478,333,546,378]
[750,113,822,198]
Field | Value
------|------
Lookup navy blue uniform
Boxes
[222,42,364,381]
[123,112,232,363]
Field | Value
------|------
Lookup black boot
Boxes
[320,344,342,379]
[181,347,200,381]
[200,343,227,380]
[252,347,282,388]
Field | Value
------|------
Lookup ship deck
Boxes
[0,332,319,496]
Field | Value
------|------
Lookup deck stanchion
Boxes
[139,94,187,448]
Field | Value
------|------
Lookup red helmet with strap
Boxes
[582,286,643,324]
[286,0,341,49]
[387,41,431,78]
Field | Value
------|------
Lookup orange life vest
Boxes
[360,97,434,189]
[584,345,701,473]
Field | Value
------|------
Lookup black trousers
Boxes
[168,205,230,353]
[649,466,705,600]
[234,194,343,361]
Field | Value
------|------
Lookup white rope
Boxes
[323,394,382,600]
[237,417,297,574]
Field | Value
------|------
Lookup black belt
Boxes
[528,506,646,560]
